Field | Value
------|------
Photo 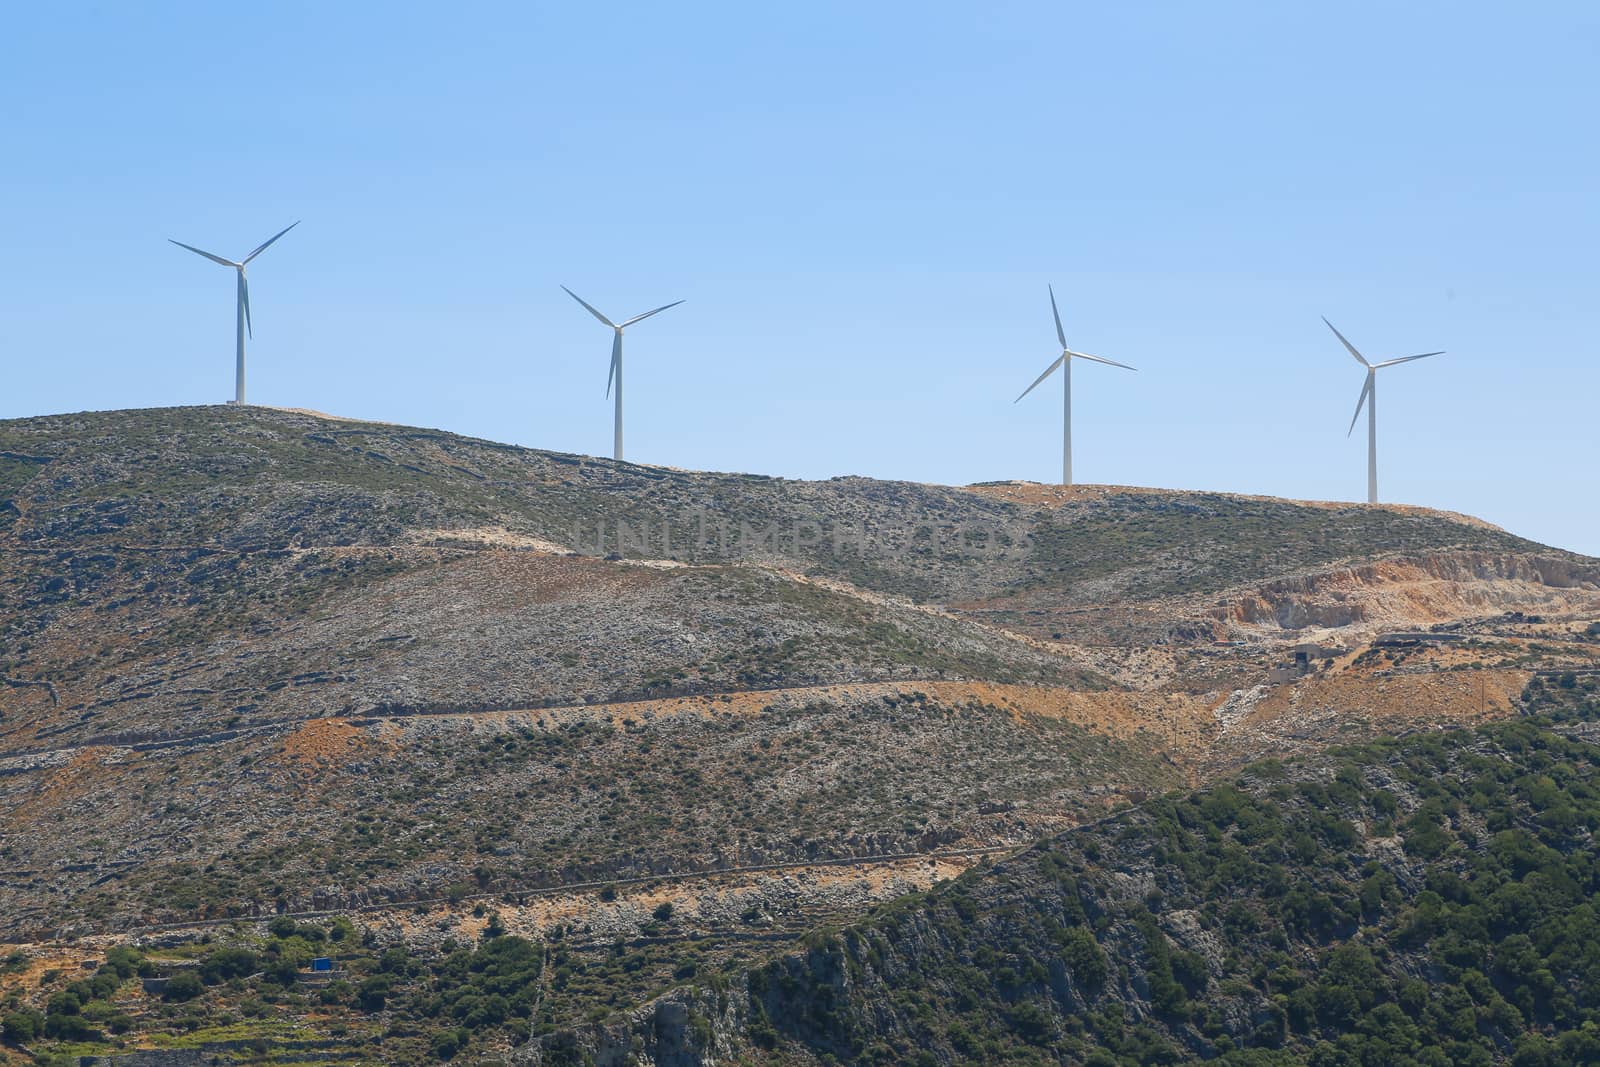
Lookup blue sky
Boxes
[3,2,1596,554]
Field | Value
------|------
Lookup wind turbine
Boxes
[1014,285,1136,486]
[1323,317,1443,504]
[169,222,300,406]
[561,286,684,462]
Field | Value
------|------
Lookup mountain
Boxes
[0,405,1597,1065]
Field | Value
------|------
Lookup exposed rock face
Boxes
[1213,551,1600,633]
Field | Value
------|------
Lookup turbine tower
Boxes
[1323,317,1443,504]
[562,286,683,462]
[1014,285,1136,486]
[169,222,300,405]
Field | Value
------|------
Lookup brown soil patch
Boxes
[275,719,374,776]
[1247,668,1528,731]
[13,749,108,820]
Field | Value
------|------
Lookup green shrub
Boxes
[43,1011,97,1040]
[200,946,259,984]
[162,971,204,1002]
[44,990,80,1016]
[1058,928,1108,992]
[2,1009,43,1042]
[100,946,143,979]
[431,1027,468,1059]
[357,975,391,1012]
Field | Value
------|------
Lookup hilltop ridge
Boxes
[2,403,1593,738]
[962,479,1509,532]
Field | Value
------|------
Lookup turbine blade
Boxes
[1346,373,1373,437]
[1322,317,1371,367]
[561,286,615,328]
[1068,349,1137,371]
[619,299,685,328]
[168,239,238,268]
[1048,285,1067,350]
[242,220,300,264]
[240,273,253,339]
[1014,354,1067,403]
[606,333,620,397]
[1374,351,1444,369]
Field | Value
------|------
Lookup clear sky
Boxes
[3,2,1596,554]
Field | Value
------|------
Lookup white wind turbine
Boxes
[562,286,684,462]
[169,222,300,405]
[1323,317,1444,504]
[1015,285,1136,486]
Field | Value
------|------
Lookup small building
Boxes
[310,957,333,972]
[1267,643,1348,685]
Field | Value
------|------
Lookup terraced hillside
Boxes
[1,405,1598,1065]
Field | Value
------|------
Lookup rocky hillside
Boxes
[547,680,1600,1065]
[9,681,1599,1066]
[1,405,1598,1065]
[4,406,1592,738]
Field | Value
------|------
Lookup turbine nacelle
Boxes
[1324,318,1443,437]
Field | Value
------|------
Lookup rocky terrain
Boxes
[577,678,1600,1066]
[2,404,1598,1064]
